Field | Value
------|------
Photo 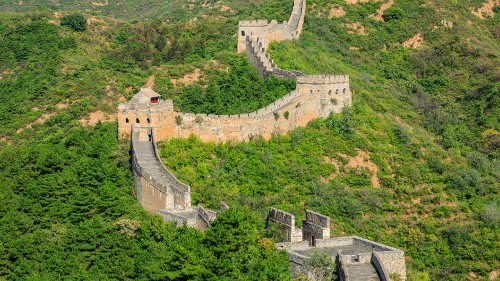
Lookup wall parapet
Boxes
[372,252,390,281]
[238,20,269,27]
[150,128,190,193]
[131,126,189,196]
[276,230,407,280]
[297,75,350,84]
[352,236,404,254]
[337,253,350,281]
[198,205,218,226]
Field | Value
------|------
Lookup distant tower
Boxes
[118,88,176,140]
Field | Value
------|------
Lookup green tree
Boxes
[204,207,289,280]
[61,13,87,32]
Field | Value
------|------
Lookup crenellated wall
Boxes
[237,0,306,53]
[238,0,306,77]
[118,0,351,144]
[120,0,353,232]
[302,210,330,245]
[267,207,303,242]
[119,75,351,143]
[277,235,407,281]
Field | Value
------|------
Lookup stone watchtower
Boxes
[118,88,176,140]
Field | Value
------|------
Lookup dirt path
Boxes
[370,0,394,21]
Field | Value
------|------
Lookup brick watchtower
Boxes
[118,88,176,140]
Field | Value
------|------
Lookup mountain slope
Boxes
[0,0,498,280]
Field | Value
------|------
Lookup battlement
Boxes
[121,0,353,230]
[238,20,269,27]
[272,209,407,280]
[297,75,350,84]
[237,0,306,53]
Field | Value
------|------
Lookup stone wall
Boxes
[277,235,407,281]
[302,210,330,245]
[267,207,302,242]
[337,253,349,281]
[157,208,199,228]
[168,76,350,143]
[131,125,191,213]
[120,0,353,233]
[119,0,352,144]
[198,205,218,229]
[237,0,306,53]
[119,74,351,144]
[238,0,306,78]
[374,251,407,280]
[118,95,175,141]
[372,252,390,281]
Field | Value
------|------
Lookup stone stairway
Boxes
[345,263,380,281]
[134,140,171,194]
[246,36,305,79]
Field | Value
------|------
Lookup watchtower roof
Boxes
[129,88,161,104]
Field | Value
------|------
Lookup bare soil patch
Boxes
[441,19,453,28]
[220,5,233,12]
[322,156,341,182]
[471,0,499,19]
[171,68,208,86]
[403,33,424,49]
[344,22,368,35]
[344,150,381,188]
[0,69,14,80]
[144,75,155,88]
[329,5,347,18]
[345,0,375,4]
[91,0,108,7]
[16,101,69,133]
[56,100,69,109]
[17,113,55,134]
[369,0,394,21]
[86,16,105,25]
[80,111,117,126]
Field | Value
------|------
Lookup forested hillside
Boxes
[0,0,498,280]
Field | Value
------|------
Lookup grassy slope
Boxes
[159,0,499,280]
[0,0,294,21]
[0,0,498,280]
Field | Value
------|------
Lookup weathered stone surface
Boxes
[119,75,351,143]
[273,209,407,281]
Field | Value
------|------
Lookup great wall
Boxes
[119,0,406,279]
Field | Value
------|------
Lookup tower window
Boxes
[136,118,140,124]
[147,118,151,124]
[241,31,245,36]
[125,118,129,123]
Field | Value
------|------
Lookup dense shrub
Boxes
[61,13,87,31]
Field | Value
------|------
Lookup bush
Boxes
[481,202,500,226]
[382,7,404,22]
[61,13,87,32]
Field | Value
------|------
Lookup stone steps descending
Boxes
[134,141,171,183]
[345,263,380,281]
